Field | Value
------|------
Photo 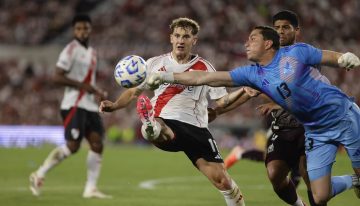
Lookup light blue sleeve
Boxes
[291,43,322,65]
[229,65,254,87]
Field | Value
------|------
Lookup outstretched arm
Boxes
[148,71,235,89]
[322,50,360,69]
[208,87,261,122]
[99,87,142,113]
[212,88,249,116]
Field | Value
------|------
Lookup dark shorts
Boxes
[153,118,223,165]
[61,108,104,141]
[265,127,305,169]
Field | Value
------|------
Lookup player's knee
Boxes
[312,190,330,205]
[66,141,81,154]
[267,167,281,185]
[89,141,103,153]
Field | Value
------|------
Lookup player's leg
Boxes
[137,95,174,141]
[298,154,319,206]
[82,111,111,199]
[224,146,264,169]
[308,103,360,204]
[160,119,245,206]
[343,103,360,198]
[306,139,354,205]
[265,131,305,206]
[267,160,306,205]
[196,159,244,206]
[290,165,302,188]
[29,108,84,196]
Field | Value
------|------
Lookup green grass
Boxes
[0,145,358,206]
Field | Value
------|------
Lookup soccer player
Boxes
[148,26,360,205]
[29,14,111,199]
[221,10,315,206]
[100,17,245,206]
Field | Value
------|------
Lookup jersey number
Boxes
[208,139,219,153]
[276,82,291,99]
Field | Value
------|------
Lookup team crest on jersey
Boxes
[71,128,80,140]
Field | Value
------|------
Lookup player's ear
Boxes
[192,36,198,46]
[265,40,273,50]
[170,34,174,44]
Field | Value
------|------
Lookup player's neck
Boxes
[75,38,89,49]
[172,52,192,64]
[258,50,277,66]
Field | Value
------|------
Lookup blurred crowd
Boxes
[1,0,360,143]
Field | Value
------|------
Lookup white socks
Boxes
[84,150,102,191]
[220,179,245,206]
[141,120,161,141]
[36,145,71,178]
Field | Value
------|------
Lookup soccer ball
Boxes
[114,55,147,88]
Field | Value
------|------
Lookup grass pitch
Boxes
[0,145,357,206]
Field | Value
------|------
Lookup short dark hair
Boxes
[272,10,299,28]
[170,17,200,35]
[254,26,280,50]
[72,14,92,26]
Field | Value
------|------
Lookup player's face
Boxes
[73,21,92,43]
[273,20,298,46]
[170,27,197,58]
[244,29,267,62]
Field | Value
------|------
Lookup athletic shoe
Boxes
[137,95,156,139]
[83,187,112,199]
[352,174,360,198]
[29,172,44,196]
[224,145,245,169]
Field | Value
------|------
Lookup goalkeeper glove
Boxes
[338,52,360,70]
[147,72,174,90]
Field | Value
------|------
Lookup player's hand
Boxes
[338,52,360,70]
[207,108,218,123]
[99,100,116,113]
[256,102,281,116]
[244,87,261,97]
[147,73,164,90]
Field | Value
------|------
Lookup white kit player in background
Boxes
[29,14,111,199]
[100,17,247,206]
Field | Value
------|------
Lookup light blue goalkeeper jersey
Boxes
[230,43,353,128]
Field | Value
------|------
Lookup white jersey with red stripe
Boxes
[56,40,99,112]
[147,53,227,128]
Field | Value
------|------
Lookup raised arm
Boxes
[99,87,142,113]
[148,71,235,89]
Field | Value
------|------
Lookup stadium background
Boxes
[0,0,359,205]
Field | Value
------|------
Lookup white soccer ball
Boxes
[114,55,147,88]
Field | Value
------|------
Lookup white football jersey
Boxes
[56,40,99,112]
[147,53,227,128]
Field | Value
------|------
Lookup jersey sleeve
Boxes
[56,44,76,71]
[208,87,228,100]
[229,65,254,87]
[291,43,322,65]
